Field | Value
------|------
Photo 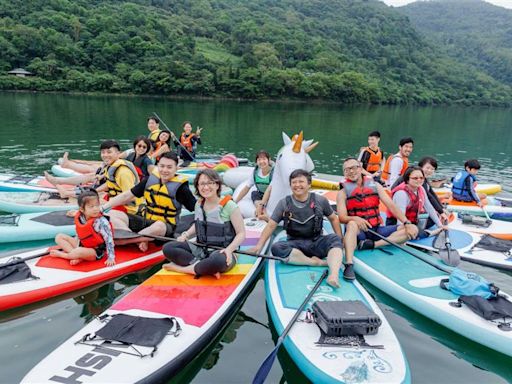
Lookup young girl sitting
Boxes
[50,190,116,266]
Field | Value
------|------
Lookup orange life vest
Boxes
[343,177,381,227]
[362,147,383,173]
[74,212,114,250]
[382,154,408,182]
[180,132,196,152]
[387,183,426,224]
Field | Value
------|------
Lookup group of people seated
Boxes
[48,125,487,289]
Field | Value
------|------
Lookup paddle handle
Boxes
[152,112,194,159]
[366,229,452,274]
[481,205,492,221]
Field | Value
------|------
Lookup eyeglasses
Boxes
[198,181,217,187]
[409,176,425,181]
[343,165,361,173]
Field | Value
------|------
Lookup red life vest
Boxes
[180,133,196,152]
[74,212,113,251]
[388,183,426,224]
[382,154,408,182]
[343,177,381,227]
[362,147,383,173]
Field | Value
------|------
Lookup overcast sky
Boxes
[381,0,512,9]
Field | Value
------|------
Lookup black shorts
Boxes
[127,214,175,238]
[271,234,343,259]
[251,190,264,202]
[79,242,106,260]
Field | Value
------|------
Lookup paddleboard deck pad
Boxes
[22,218,269,383]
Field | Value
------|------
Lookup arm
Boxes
[177,222,196,242]
[249,219,278,254]
[103,189,136,211]
[377,184,418,238]
[224,208,246,255]
[392,190,408,223]
[257,185,272,218]
[358,150,372,177]
[95,217,116,266]
[388,157,403,187]
[467,177,481,203]
[234,184,251,203]
[176,183,197,212]
[423,193,443,227]
[327,212,343,239]
[336,189,371,229]
[149,144,170,160]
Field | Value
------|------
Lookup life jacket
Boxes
[253,166,274,193]
[104,159,140,214]
[126,152,149,178]
[451,170,476,201]
[381,153,408,182]
[343,177,381,227]
[362,147,383,173]
[282,193,324,240]
[180,132,197,153]
[74,212,113,252]
[195,195,236,247]
[388,182,426,224]
[148,129,162,143]
[143,171,188,225]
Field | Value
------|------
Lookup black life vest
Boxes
[195,196,236,247]
[282,193,324,240]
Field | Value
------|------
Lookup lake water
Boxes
[0,92,511,383]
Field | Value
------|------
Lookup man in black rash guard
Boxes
[102,151,196,251]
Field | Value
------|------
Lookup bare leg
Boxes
[56,185,77,199]
[50,247,97,265]
[136,221,166,251]
[287,248,328,267]
[163,261,197,274]
[343,221,359,264]
[54,233,79,252]
[45,171,96,186]
[374,227,409,248]
[326,247,343,288]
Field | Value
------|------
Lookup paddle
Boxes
[437,226,461,267]
[152,112,195,161]
[113,229,285,261]
[481,204,492,222]
[252,269,328,384]
[366,229,452,274]
[0,247,58,269]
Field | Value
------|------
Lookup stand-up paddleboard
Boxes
[353,245,512,357]
[0,211,76,244]
[265,229,410,384]
[446,201,512,221]
[449,214,512,240]
[0,174,64,193]
[0,192,77,214]
[408,229,512,271]
[0,243,164,311]
[434,183,502,197]
[22,218,270,383]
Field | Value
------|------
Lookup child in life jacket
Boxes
[50,190,116,266]
[451,159,486,207]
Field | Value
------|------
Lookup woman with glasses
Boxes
[162,169,245,278]
[386,166,447,238]
[125,136,154,178]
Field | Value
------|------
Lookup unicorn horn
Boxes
[305,141,319,153]
[292,131,304,153]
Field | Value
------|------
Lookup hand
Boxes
[440,224,449,231]
[170,131,177,139]
[177,234,187,242]
[220,249,233,266]
[196,126,203,136]
[440,213,449,223]
[248,245,262,254]
[105,258,116,267]
[477,201,484,208]
[405,223,419,239]
[66,209,77,217]
[353,216,371,231]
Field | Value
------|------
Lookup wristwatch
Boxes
[404,221,412,225]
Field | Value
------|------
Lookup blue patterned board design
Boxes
[411,229,474,250]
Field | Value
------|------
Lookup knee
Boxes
[55,233,66,243]
[151,220,167,235]
[271,242,290,259]
[346,221,358,233]
[162,241,181,260]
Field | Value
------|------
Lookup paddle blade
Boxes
[252,347,279,384]
[438,247,461,267]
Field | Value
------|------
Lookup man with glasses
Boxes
[102,151,196,251]
[336,158,418,265]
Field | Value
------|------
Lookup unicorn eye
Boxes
[277,154,283,160]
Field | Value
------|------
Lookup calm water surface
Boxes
[0,92,511,383]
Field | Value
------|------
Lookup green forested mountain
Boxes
[0,0,510,104]
[400,0,512,87]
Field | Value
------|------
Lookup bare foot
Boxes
[70,259,83,266]
[138,241,149,252]
[61,152,70,168]
[163,262,177,271]
[56,185,69,199]
[214,272,221,280]
[311,256,328,267]
[327,274,341,288]
[44,171,59,186]
[50,250,67,258]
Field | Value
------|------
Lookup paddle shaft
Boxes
[252,269,328,384]
[367,229,452,274]
[481,205,492,221]
[152,112,195,160]
[0,249,53,268]
[132,232,285,262]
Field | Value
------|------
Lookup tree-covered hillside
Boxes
[400,0,512,87]
[0,0,510,105]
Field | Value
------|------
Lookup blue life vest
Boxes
[451,170,476,201]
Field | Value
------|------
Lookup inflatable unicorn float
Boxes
[224,132,318,218]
